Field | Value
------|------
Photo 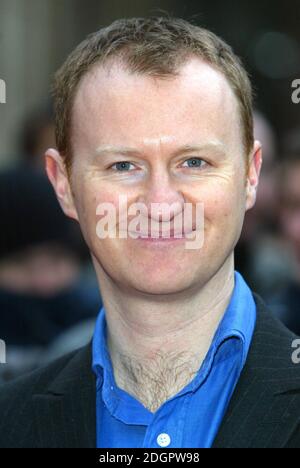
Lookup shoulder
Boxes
[0,347,78,401]
[252,292,299,347]
[251,292,300,372]
[214,292,300,448]
[252,294,300,446]
[0,345,91,447]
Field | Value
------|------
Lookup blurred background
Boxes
[0,0,300,381]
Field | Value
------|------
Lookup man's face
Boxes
[47,57,261,295]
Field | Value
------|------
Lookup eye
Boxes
[110,161,135,172]
[182,158,206,169]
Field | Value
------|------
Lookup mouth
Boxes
[128,229,196,240]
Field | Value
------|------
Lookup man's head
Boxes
[46,16,262,296]
[51,16,255,173]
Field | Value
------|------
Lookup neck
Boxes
[95,255,235,412]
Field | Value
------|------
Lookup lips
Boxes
[128,229,196,238]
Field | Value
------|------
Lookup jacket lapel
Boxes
[33,344,96,448]
[213,293,300,448]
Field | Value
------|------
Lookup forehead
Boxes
[71,57,241,153]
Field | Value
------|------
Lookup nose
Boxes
[137,170,185,222]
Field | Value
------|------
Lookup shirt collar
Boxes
[92,270,256,409]
[92,306,110,377]
[212,270,256,368]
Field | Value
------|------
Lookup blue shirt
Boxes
[92,271,256,448]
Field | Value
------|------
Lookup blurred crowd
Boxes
[0,104,102,382]
[0,103,300,382]
[236,110,300,335]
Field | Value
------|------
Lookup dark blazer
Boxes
[0,293,300,448]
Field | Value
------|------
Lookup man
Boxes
[0,16,299,448]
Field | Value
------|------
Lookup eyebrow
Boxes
[94,142,227,157]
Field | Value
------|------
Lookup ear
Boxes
[245,140,263,212]
[45,148,79,221]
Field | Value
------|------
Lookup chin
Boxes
[126,274,197,296]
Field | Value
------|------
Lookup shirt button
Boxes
[157,433,171,447]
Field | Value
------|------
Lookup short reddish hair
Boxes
[52,15,254,172]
